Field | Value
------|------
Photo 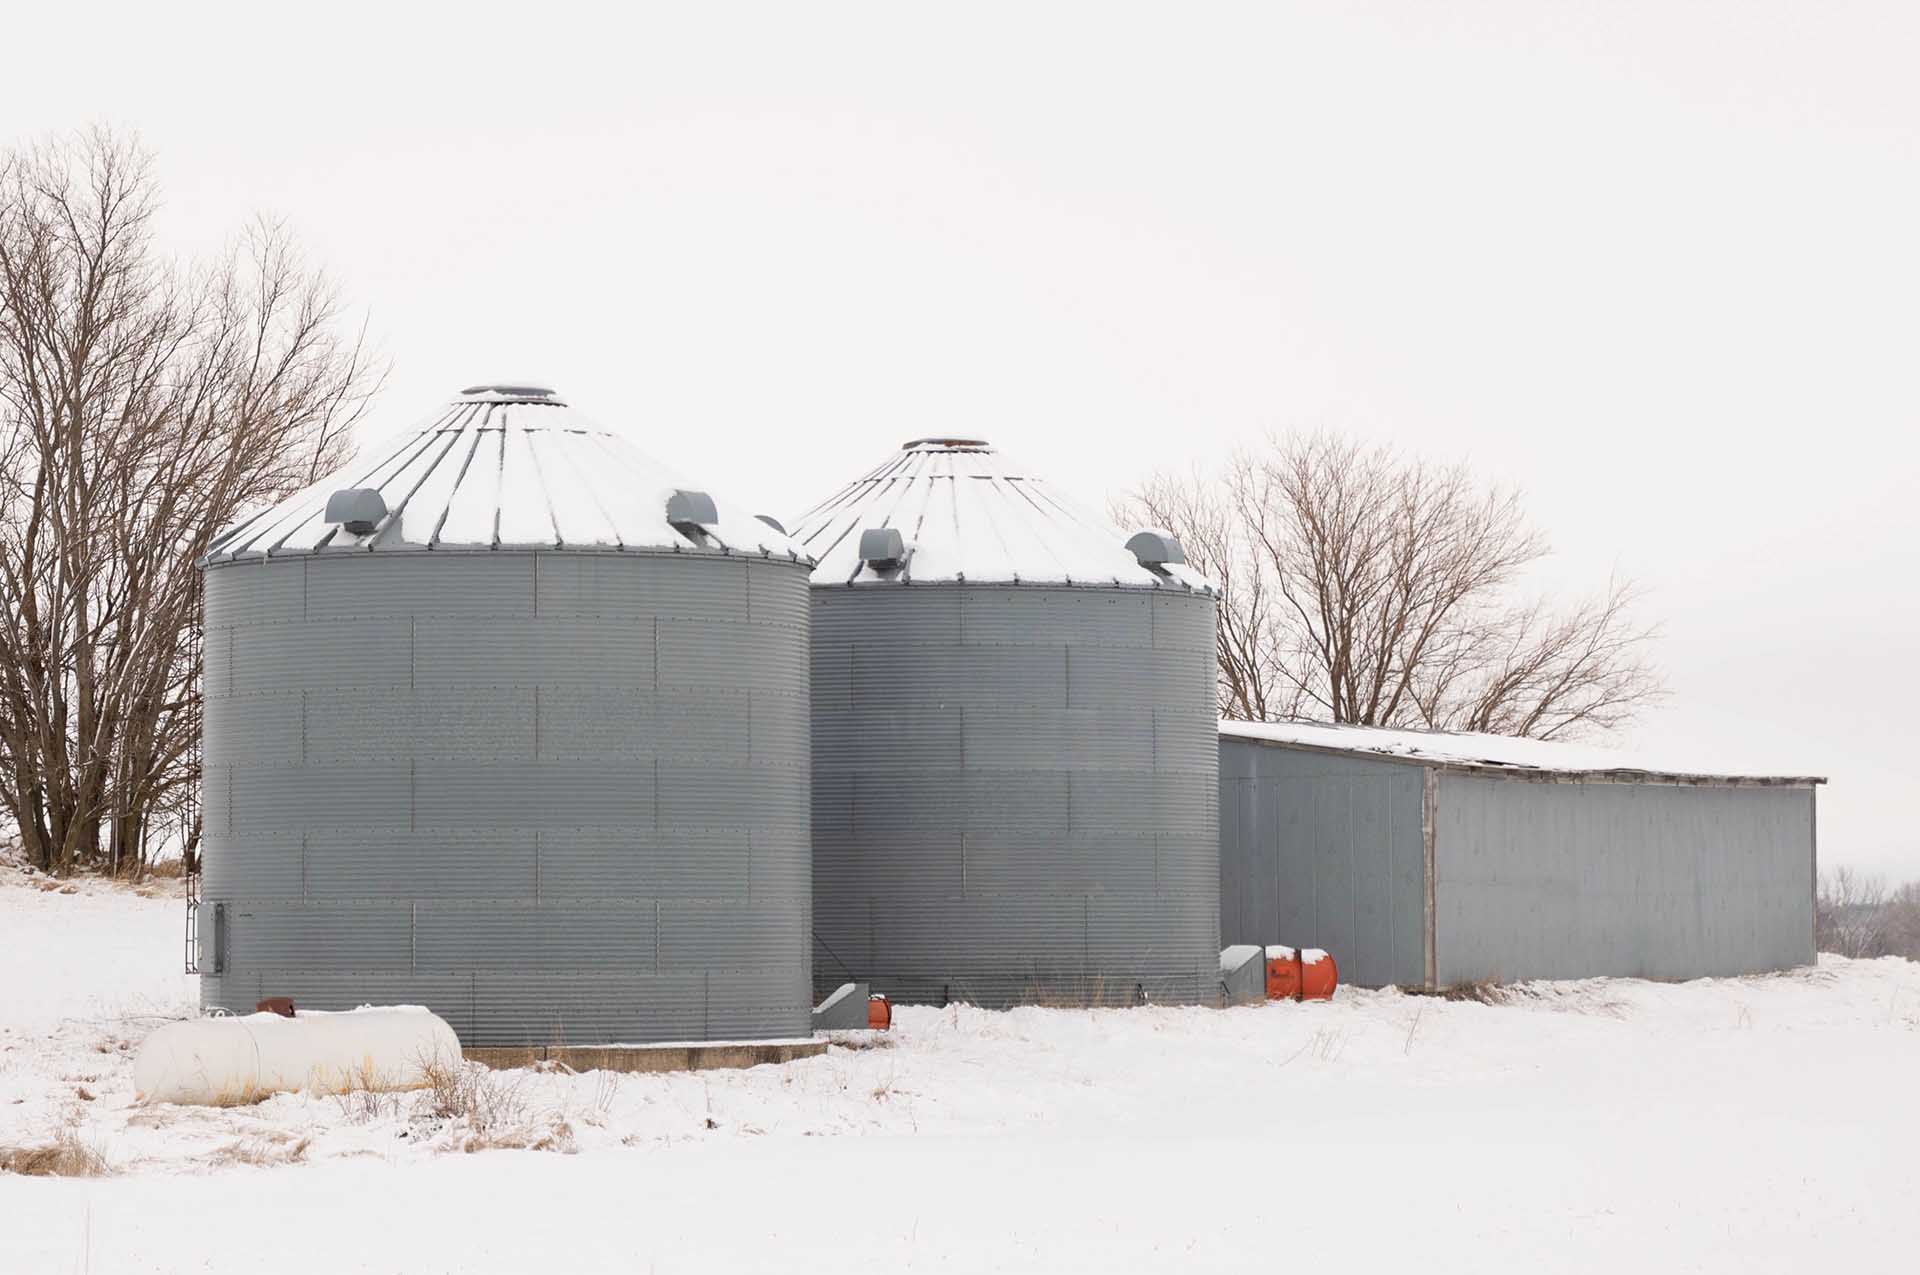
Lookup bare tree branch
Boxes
[1122,430,1665,739]
[0,127,383,877]
[1816,867,1890,958]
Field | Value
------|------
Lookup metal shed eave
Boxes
[202,542,816,569]
[1221,733,1826,790]
[813,575,1205,593]
[1429,761,1826,789]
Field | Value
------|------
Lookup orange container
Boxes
[1299,949,1338,1001]
[1264,946,1338,1002]
[867,994,892,1030]
[1265,948,1301,1001]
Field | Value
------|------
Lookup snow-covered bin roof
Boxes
[201,386,811,565]
[1220,719,1827,786]
[789,438,1217,591]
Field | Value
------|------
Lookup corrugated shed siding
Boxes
[811,585,1220,1008]
[1434,776,1815,982]
[1216,740,1428,989]
[200,552,812,1045]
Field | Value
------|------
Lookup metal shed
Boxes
[196,386,815,1046]
[1218,720,1824,988]
[790,438,1221,1007]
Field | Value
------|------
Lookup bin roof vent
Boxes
[667,489,719,531]
[1125,529,1186,568]
[859,527,906,570]
[323,488,388,537]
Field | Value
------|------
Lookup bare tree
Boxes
[1120,468,1296,719]
[0,127,381,877]
[1816,867,1891,958]
[1118,432,1663,738]
[1882,880,1920,961]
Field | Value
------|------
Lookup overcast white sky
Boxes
[8,2,1915,875]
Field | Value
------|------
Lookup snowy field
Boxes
[2,876,1916,1273]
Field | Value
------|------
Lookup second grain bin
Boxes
[791,439,1220,1007]
[197,386,813,1046]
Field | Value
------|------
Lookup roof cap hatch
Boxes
[901,437,990,451]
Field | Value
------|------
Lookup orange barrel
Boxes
[867,994,892,1030]
[1264,946,1300,1001]
[1265,945,1339,1001]
[1300,949,1338,1001]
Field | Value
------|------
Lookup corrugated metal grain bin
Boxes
[196,386,814,1045]
[790,439,1221,1007]
[1218,720,1825,988]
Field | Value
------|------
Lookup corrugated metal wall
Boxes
[811,585,1220,1007]
[1216,737,1818,988]
[1434,775,1816,983]
[199,551,813,1045]
[1216,739,1427,988]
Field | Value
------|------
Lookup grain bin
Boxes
[791,439,1220,1007]
[197,386,813,1046]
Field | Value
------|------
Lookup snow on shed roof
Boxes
[789,438,1217,591]
[1219,719,1826,785]
[202,387,811,565]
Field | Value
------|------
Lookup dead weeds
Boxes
[206,1132,312,1169]
[0,1125,109,1177]
[1409,979,1630,1019]
[416,1059,575,1154]
[827,1033,898,1053]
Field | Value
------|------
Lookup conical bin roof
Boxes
[789,438,1213,591]
[203,386,809,563]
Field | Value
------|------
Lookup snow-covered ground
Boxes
[2,874,1915,1273]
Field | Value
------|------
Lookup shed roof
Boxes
[202,387,810,564]
[789,438,1216,591]
[1219,719,1826,786]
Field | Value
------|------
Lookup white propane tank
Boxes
[133,1006,463,1106]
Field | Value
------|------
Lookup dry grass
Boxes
[1306,1026,1348,1061]
[419,1059,526,1130]
[1,1125,109,1178]
[1409,979,1629,1019]
[869,1064,905,1102]
[827,1033,898,1053]
[206,1132,312,1169]
[416,1059,574,1153]
[329,1056,419,1122]
[330,1056,578,1152]
[335,1084,404,1124]
[572,1068,622,1129]
[1742,965,1838,987]
[205,1080,275,1109]
[1015,976,1149,1009]
[1420,979,1517,1005]
[1402,1003,1426,1055]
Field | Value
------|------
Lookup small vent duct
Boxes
[858,527,906,570]
[1125,530,1186,568]
[667,489,719,530]
[324,489,389,536]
